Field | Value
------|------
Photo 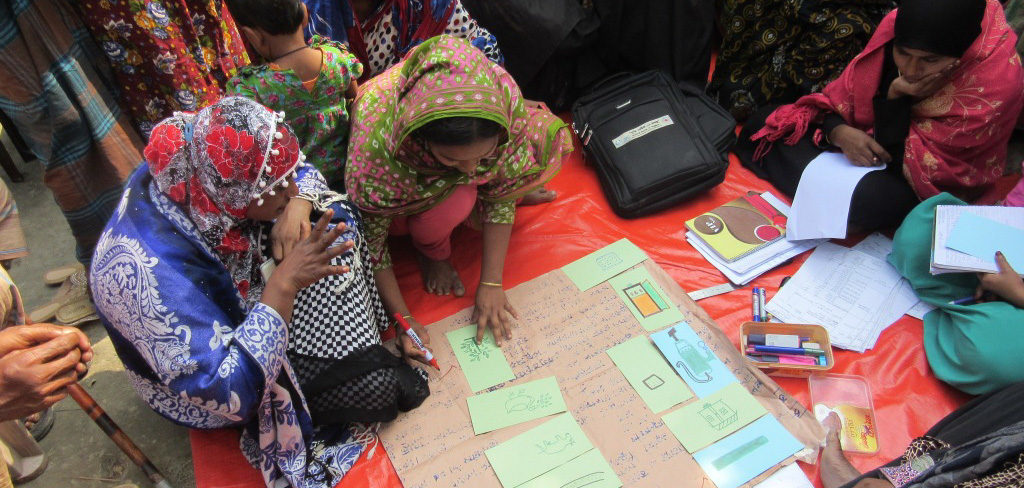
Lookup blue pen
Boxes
[949,296,979,306]
[757,286,765,321]
[750,345,825,356]
[751,287,760,322]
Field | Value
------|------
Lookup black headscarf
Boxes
[894,0,986,58]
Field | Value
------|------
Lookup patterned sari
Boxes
[751,0,1024,203]
[91,98,364,488]
[344,35,571,270]
[75,0,250,138]
[303,0,502,79]
[0,0,143,265]
[709,0,894,121]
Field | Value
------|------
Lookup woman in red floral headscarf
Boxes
[91,97,429,488]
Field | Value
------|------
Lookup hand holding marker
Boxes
[394,313,440,370]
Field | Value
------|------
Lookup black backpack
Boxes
[571,70,735,218]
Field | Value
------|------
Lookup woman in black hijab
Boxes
[734,0,1022,236]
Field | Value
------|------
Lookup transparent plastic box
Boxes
[809,373,880,454]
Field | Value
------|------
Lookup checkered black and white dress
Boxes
[284,199,428,424]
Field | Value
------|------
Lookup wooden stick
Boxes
[66,383,174,488]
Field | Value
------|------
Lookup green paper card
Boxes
[516,449,622,488]
[608,267,686,331]
[561,239,648,291]
[662,382,767,452]
[485,413,593,488]
[467,376,568,435]
[607,336,693,413]
[446,324,515,392]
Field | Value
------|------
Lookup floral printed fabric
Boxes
[304,0,503,80]
[751,0,1024,204]
[709,0,893,121]
[91,164,364,488]
[145,97,303,306]
[228,36,362,187]
[76,0,250,138]
[345,35,570,270]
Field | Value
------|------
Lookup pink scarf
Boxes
[752,0,1024,203]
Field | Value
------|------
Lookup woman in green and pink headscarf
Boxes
[346,35,571,346]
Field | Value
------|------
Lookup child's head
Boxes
[226,0,306,54]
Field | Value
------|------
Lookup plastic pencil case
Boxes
[739,322,834,377]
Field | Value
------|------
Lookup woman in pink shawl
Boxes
[735,0,1024,232]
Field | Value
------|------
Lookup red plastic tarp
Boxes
[192,135,1016,487]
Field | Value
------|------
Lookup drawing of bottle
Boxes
[668,327,714,383]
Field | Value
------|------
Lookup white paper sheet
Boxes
[752,463,814,488]
[787,152,886,241]
[851,232,893,260]
[906,300,936,320]
[851,233,931,322]
[765,242,914,352]
[687,233,819,285]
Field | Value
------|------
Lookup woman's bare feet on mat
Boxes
[520,187,557,206]
[417,253,465,296]
[821,412,863,488]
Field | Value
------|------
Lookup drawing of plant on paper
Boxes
[536,433,575,455]
[505,391,553,413]
[460,337,492,362]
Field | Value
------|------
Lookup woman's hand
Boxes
[829,124,891,167]
[396,316,432,367]
[851,480,895,488]
[523,99,549,111]
[471,285,519,346]
[272,210,352,293]
[887,60,959,100]
[270,198,313,262]
[976,251,1024,308]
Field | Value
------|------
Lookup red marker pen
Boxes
[393,313,440,370]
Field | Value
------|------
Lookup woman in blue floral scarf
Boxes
[90,97,429,487]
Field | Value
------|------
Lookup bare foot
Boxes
[519,187,557,206]
[417,253,465,296]
[821,412,863,488]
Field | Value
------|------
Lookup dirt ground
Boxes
[6,159,195,488]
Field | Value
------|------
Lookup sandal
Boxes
[29,270,89,323]
[43,263,84,286]
[54,298,97,327]
[23,407,54,442]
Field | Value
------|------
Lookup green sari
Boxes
[889,193,1024,395]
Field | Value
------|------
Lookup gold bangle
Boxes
[401,314,413,320]
[479,281,502,287]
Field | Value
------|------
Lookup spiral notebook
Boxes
[685,192,788,263]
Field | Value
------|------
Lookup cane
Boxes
[66,383,174,488]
